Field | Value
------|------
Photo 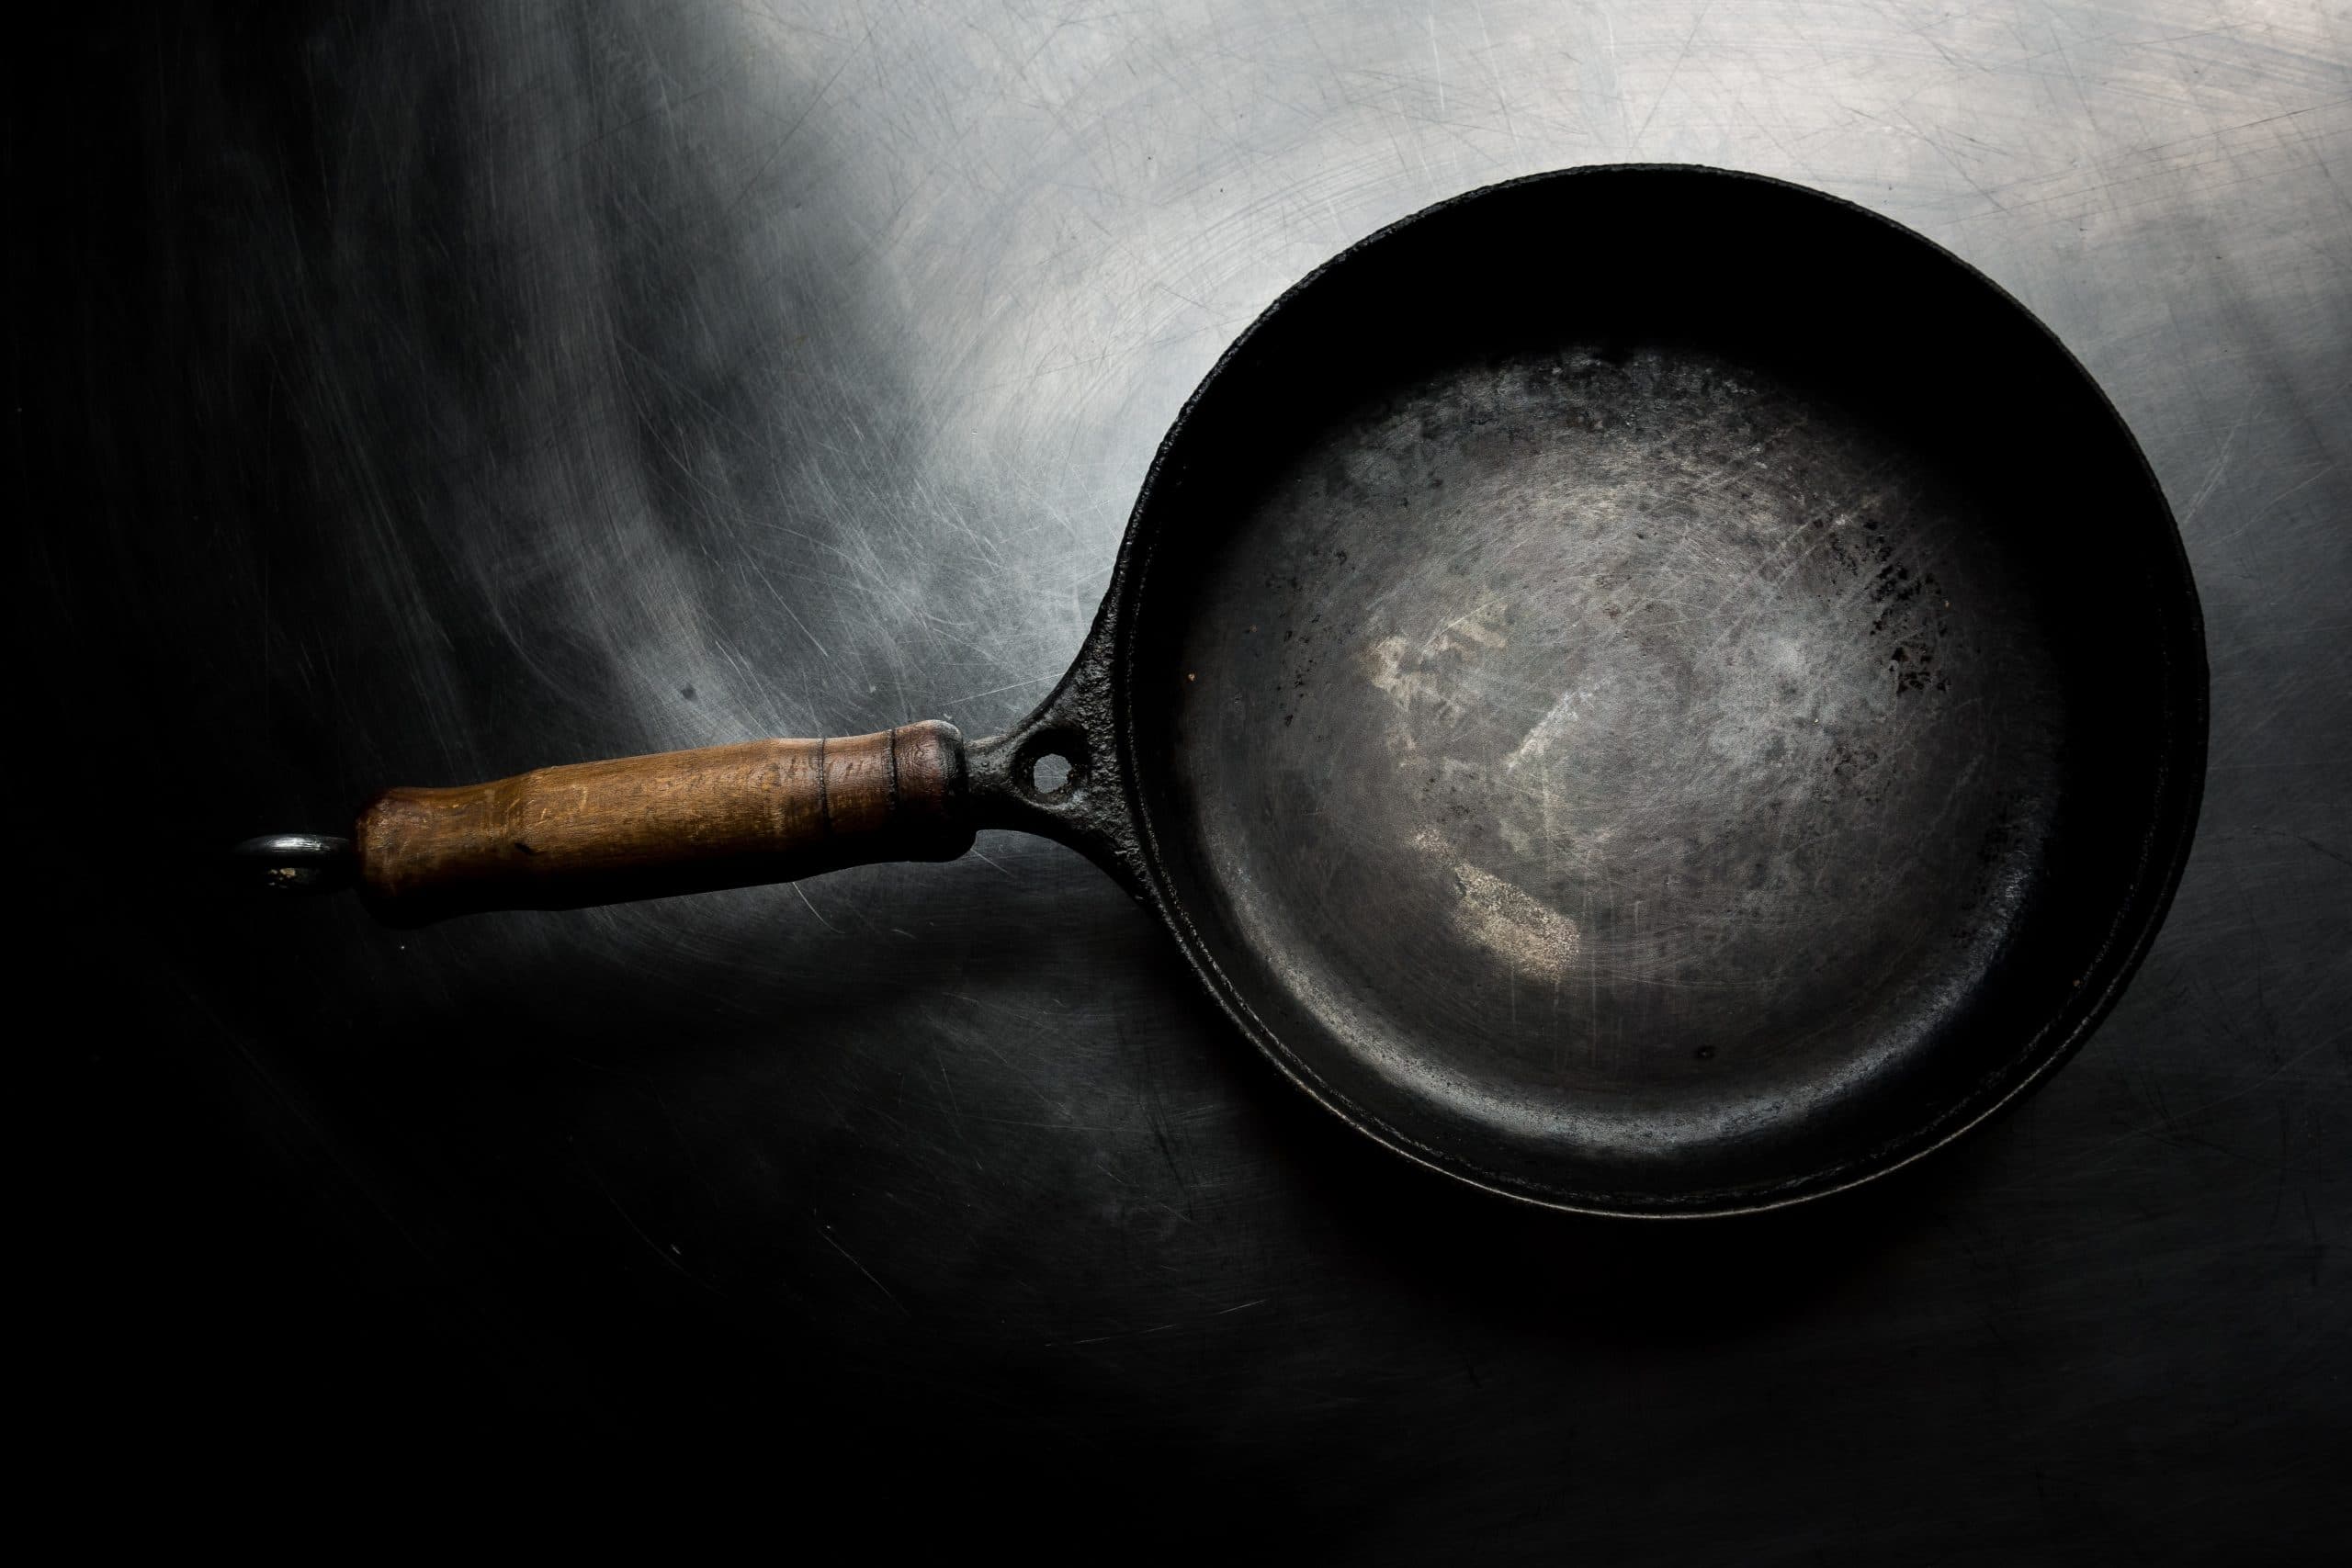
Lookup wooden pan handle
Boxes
[353,720,971,924]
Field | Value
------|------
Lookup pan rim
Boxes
[1103,163,2209,1218]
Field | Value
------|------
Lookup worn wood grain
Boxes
[355,721,970,922]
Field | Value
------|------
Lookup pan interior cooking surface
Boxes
[1162,344,2053,1186]
[1129,171,2199,1210]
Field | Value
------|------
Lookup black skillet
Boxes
[245,166,2208,1216]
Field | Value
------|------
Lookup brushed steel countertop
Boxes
[21,1,2346,1551]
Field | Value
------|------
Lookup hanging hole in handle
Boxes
[1015,728,1090,803]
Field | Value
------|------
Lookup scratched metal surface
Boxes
[23,0,2347,1551]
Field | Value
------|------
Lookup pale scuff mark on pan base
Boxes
[1369,597,1586,983]
[1363,599,1511,719]
[1413,827,1581,979]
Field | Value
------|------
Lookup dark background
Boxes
[17,2,2346,1554]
